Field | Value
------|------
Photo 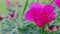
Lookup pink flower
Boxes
[45,25,59,32]
[6,0,14,7]
[0,16,3,20]
[15,0,21,7]
[7,10,16,19]
[25,2,56,28]
[54,0,60,8]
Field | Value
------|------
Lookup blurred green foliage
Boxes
[0,0,52,15]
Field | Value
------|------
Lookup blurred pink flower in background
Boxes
[54,0,60,8]
[25,2,56,28]
[15,0,21,7]
[45,25,59,32]
[6,0,14,7]
[7,10,16,19]
[0,15,3,20]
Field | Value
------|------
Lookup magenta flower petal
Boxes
[54,0,60,8]
[25,2,56,28]
[25,2,44,20]
[30,2,45,10]
[43,4,55,14]
[25,10,34,20]
[34,18,43,28]
[48,12,57,21]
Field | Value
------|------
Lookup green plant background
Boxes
[0,0,52,15]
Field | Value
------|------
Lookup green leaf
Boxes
[7,8,11,11]
[18,27,23,32]
[22,0,29,16]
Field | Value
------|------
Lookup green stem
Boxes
[42,28,44,34]
[51,32,56,34]
[42,25,46,34]
[22,0,29,16]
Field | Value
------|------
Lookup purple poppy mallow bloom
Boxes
[54,0,60,8]
[25,2,56,28]
[6,0,14,7]
[7,10,16,19]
